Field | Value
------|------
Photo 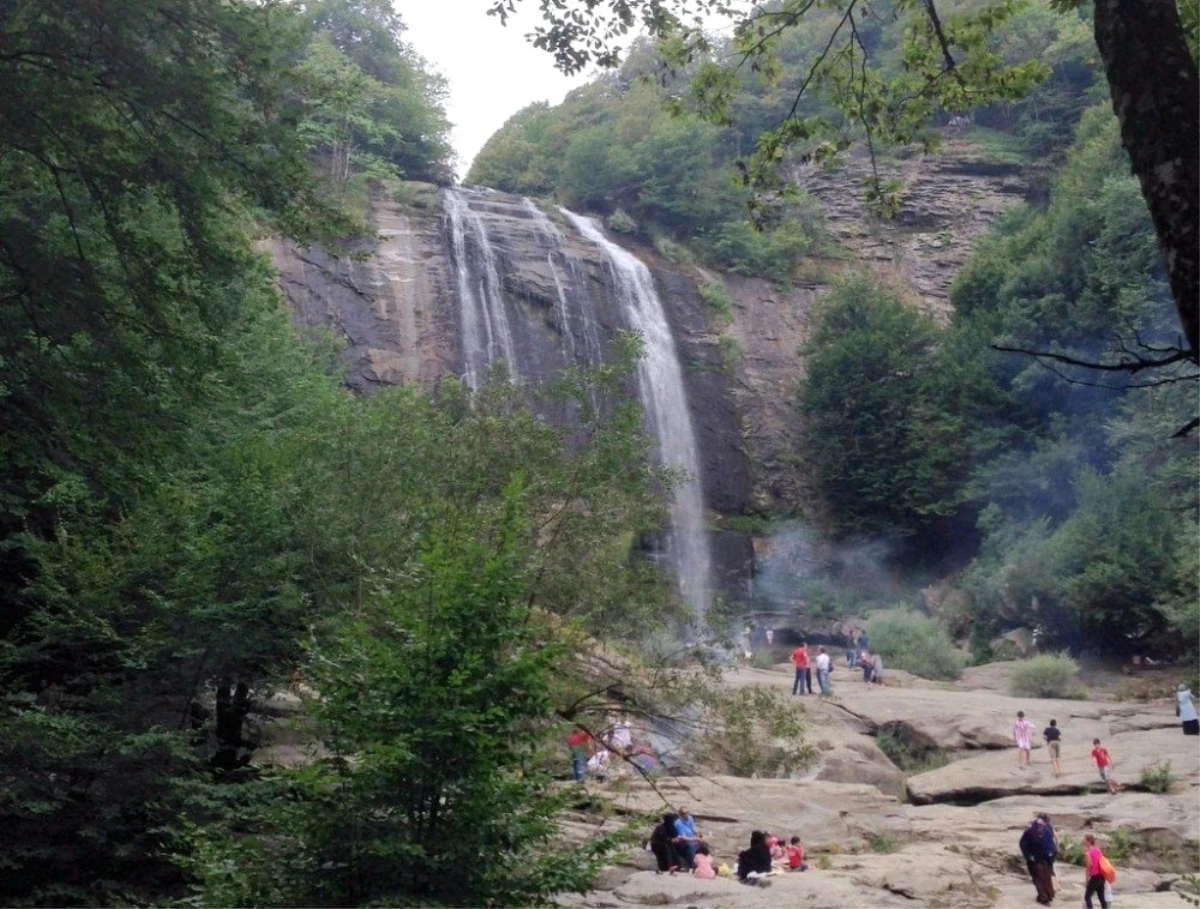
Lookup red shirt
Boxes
[791,647,809,669]
[1091,746,1110,767]
[785,844,804,868]
[567,729,592,751]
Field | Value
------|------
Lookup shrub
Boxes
[652,233,695,264]
[866,609,966,681]
[875,727,949,774]
[1139,760,1175,793]
[1058,834,1085,866]
[1007,653,1086,699]
[719,336,742,373]
[607,207,638,234]
[699,281,735,327]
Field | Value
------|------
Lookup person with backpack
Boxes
[1083,833,1115,908]
[1019,817,1055,905]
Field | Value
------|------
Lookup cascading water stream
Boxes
[444,187,519,388]
[562,209,713,625]
[521,199,604,369]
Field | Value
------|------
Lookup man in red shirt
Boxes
[567,727,593,783]
[1090,739,1119,794]
[791,642,812,695]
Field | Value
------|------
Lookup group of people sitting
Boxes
[648,809,807,882]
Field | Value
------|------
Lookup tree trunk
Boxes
[1094,0,1200,361]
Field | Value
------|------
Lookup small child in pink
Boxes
[692,843,716,880]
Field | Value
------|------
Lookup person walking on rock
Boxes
[1013,710,1033,769]
[815,646,832,695]
[791,642,812,695]
[1091,738,1119,793]
[1043,719,1062,777]
[1019,817,1056,905]
[566,726,592,782]
[1037,813,1061,896]
[1083,833,1111,908]
[1177,682,1199,735]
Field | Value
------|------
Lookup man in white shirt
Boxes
[815,646,832,695]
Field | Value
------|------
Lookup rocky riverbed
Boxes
[560,660,1200,908]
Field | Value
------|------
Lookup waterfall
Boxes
[521,200,603,369]
[562,210,713,625]
[444,188,518,388]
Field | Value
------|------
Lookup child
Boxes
[1043,719,1062,777]
[1091,738,1119,794]
[785,836,808,871]
[1013,710,1032,769]
[768,834,787,869]
[692,843,716,880]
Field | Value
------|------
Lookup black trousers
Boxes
[1084,873,1108,908]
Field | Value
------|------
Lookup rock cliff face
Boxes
[271,143,1030,597]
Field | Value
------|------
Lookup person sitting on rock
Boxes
[672,806,704,870]
[736,830,773,882]
[692,843,716,879]
[785,836,808,871]
[649,812,682,873]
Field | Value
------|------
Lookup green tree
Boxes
[798,277,1008,546]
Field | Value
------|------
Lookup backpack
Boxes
[1099,855,1117,884]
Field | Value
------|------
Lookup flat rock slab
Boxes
[907,725,1200,805]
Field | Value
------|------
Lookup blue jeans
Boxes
[793,668,812,694]
[571,755,586,782]
[817,668,830,694]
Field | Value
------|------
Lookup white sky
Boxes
[396,1,593,181]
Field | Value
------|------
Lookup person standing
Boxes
[1037,813,1060,896]
[1082,833,1110,908]
[791,642,812,695]
[1018,817,1056,905]
[1043,719,1062,777]
[845,631,856,668]
[815,646,832,695]
[1091,738,1119,793]
[870,650,884,686]
[1013,711,1033,769]
[1177,683,1199,735]
[567,726,593,782]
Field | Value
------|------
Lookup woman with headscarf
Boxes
[649,812,682,873]
[1177,683,1198,735]
[736,830,774,882]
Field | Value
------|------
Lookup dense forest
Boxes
[0,0,1195,905]
[0,0,674,904]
